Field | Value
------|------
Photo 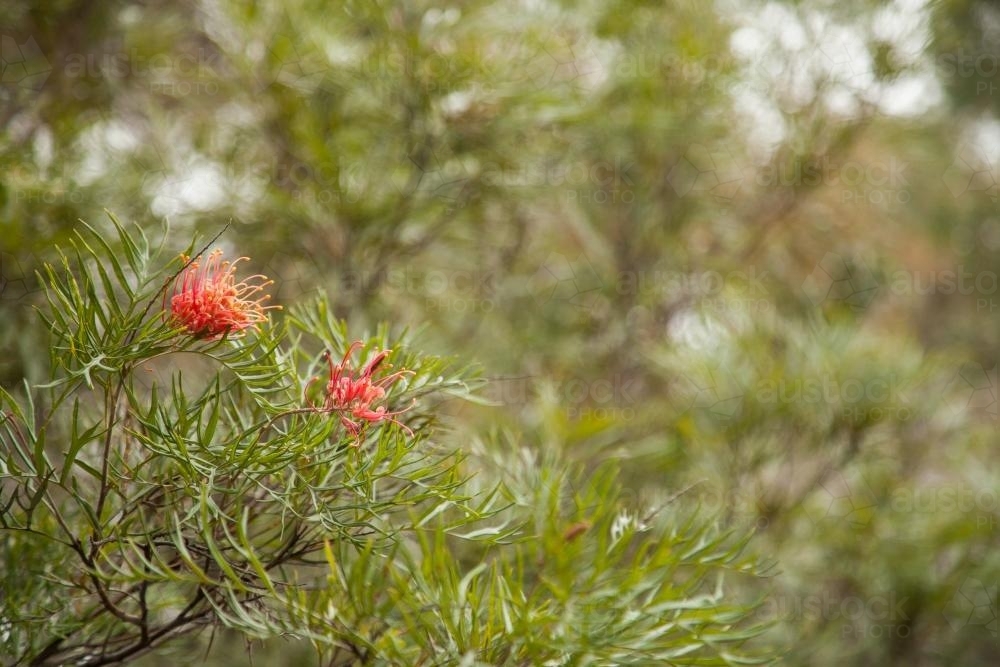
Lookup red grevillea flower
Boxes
[311,341,413,440]
[168,249,278,339]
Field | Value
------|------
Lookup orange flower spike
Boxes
[168,249,280,339]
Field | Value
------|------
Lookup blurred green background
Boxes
[2,0,999,664]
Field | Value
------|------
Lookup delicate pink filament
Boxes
[309,341,414,441]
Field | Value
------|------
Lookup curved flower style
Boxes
[313,341,413,440]
[168,249,278,339]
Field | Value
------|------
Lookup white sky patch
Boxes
[777,16,807,51]
[323,40,362,67]
[667,309,730,352]
[214,100,258,127]
[872,0,929,63]
[877,74,942,117]
[735,88,787,157]
[971,117,1000,158]
[730,26,765,59]
[975,2,1000,44]
[76,118,142,186]
[440,89,474,116]
[725,0,943,148]
[105,119,142,151]
[33,125,54,170]
[150,160,227,217]
[118,4,143,27]
[422,7,462,31]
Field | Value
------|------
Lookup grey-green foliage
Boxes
[0,216,774,665]
[9,0,997,664]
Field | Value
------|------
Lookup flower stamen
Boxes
[167,249,279,339]
[308,341,414,442]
